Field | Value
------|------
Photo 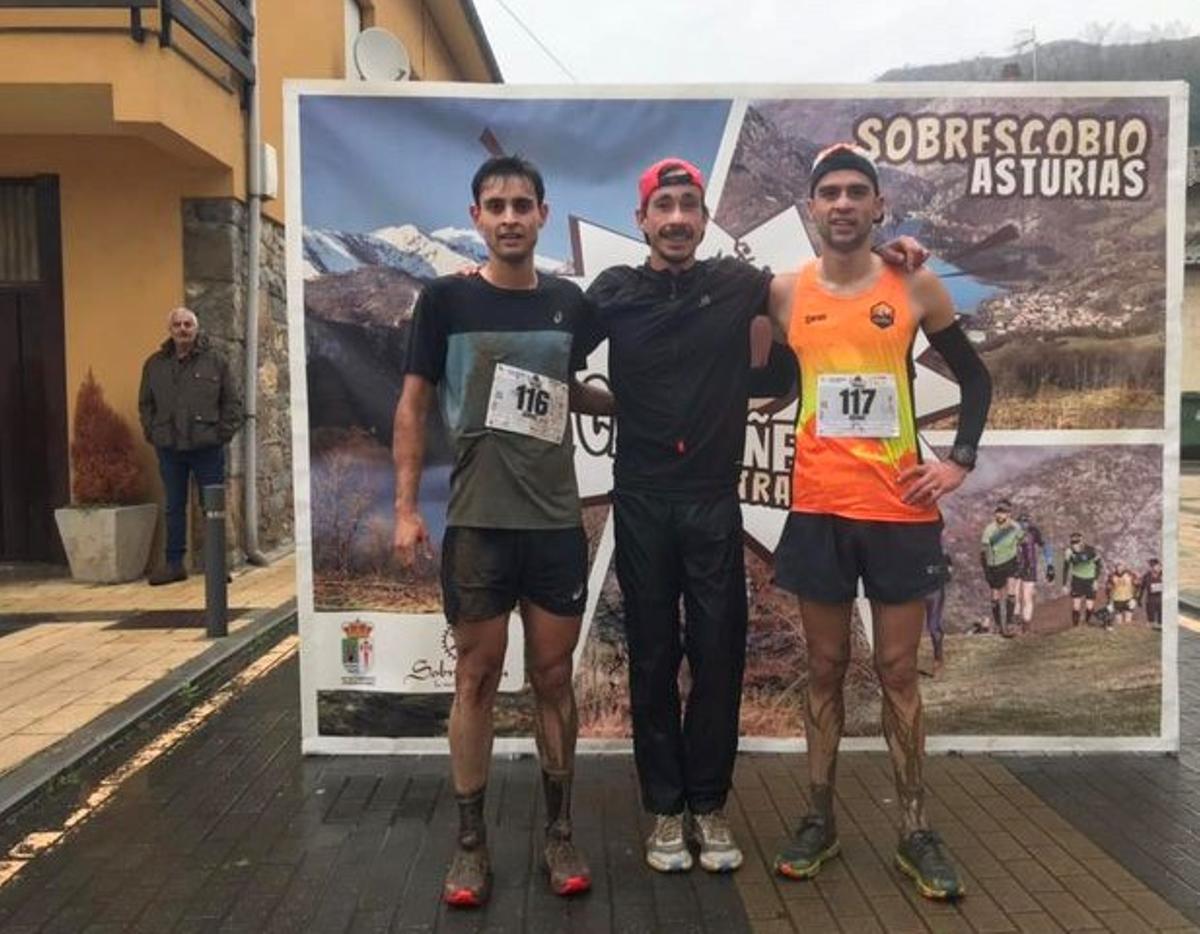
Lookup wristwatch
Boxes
[947,443,977,471]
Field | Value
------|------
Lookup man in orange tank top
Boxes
[766,144,992,901]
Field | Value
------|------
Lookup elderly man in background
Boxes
[138,307,242,585]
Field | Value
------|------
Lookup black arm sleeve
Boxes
[748,341,798,398]
[927,321,991,449]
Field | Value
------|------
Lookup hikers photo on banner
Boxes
[284,82,1188,755]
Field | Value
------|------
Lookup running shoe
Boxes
[645,813,693,872]
[544,823,591,896]
[443,844,492,908]
[895,829,965,900]
[689,809,743,872]
[774,814,840,880]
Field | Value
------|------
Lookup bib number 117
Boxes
[839,386,876,418]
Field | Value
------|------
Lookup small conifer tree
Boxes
[71,370,145,506]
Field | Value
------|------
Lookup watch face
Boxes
[950,445,977,468]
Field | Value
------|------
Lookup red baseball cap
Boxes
[638,157,706,206]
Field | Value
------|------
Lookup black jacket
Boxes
[588,257,793,496]
[138,335,242,451]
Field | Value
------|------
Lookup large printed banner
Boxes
[284,82,1188,754]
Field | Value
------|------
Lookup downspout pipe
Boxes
[242,0,267,566]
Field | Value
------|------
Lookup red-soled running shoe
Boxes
[442,844,492,908]
[545,822,591,896]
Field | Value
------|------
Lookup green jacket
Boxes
[138,335,242,451]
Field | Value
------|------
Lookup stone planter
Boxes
[53,503,158,583]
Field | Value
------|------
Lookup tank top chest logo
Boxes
[869,302,895,329]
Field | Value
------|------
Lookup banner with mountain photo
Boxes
[284,82,1188,755]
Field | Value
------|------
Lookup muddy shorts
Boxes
[440,526,588,624]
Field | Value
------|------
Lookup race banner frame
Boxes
[284,80,1188,756]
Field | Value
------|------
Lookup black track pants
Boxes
[612,488,748,815]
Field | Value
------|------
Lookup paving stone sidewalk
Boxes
[0,477,1192,931]
[1004,621,1200,930]
[0,556,296,781]
[1,631,1198,932]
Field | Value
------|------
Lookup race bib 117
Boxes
[816,373,900,438]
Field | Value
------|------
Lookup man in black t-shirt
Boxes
[394,156,609,908]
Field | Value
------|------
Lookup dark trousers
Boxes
[1145,593,1162,625]
[156,445,225,566]
[612,487,748,815]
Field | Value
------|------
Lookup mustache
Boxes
[657,225,694,239]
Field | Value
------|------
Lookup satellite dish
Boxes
[353,27,411,81]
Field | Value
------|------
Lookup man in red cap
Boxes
[586,156,924,875]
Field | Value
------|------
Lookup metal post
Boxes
[202,485,228,638]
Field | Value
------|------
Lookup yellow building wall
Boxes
[369,2,462,80]
[0,136,222,489]
[255,0,471,224]
[256,0,345,225]
[0,23,245,188]
[0,1,494,227]
[0,0,490,226]
[0,1,497,512]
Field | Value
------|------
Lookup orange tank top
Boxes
[787,260,938,523]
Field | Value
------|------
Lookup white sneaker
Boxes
[690,809,744,872]
[645,814,693,872]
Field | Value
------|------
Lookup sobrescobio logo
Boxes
[340,619,375,684]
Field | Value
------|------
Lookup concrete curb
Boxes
[0,599,296,819]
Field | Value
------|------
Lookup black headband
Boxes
[809,148,880,196]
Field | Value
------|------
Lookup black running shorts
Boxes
[440,526,588,624]
[773,512,946,605]
[984,558,1019,590]
[1069,576,1097,599]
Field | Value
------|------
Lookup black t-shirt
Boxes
[587,257,774,496]
[404,273,601,529]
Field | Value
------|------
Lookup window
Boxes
[0,182,38,284]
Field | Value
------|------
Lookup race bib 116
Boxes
[485,363,569,444]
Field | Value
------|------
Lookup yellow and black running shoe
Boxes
[774,814,840,880]
[895,830,965,900]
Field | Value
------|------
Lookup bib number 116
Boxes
[516,384,550,417]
